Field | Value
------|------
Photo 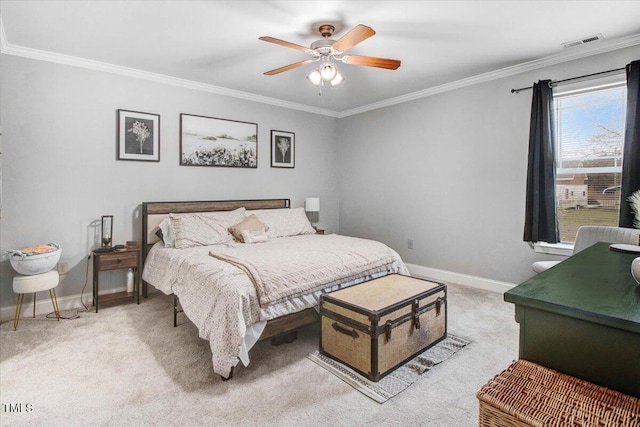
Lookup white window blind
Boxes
[553,82,627,243]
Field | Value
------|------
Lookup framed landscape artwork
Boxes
[117,109,160,161]
[180,114,258,168]
[270,130,295,168]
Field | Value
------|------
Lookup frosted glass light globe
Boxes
[307,70,322,86]
[320,63,338,81]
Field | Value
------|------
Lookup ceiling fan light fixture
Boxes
[260,23,399,94]
[320,63,338,81]
[330,72,344,87]
[307,69,322,86]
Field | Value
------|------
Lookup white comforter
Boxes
[142,234,408,377]
[210,234,401,307]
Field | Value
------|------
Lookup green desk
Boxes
[505,242,640,397]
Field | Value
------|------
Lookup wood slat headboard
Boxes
[141,198,290,297]
[142,198,289,253]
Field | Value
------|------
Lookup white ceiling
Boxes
[2,1,640,116]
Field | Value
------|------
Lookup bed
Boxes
[141,199,409,379]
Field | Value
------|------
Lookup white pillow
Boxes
[158,218,175,248]
[251,207,316,238]
[240,229,269,244]
[170,208,246,249]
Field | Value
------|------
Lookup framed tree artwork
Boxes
[180,114,257,168]
[117,109,160,162]
[270,130,295,168]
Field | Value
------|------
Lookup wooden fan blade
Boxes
[332,24,376,53]
[259,36,310,53]
[264,60,313,75]
[343,55,401,70]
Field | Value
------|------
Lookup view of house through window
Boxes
[553,82,626,242]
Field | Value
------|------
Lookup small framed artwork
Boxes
[271,130,295,168]
[180,114,257,168]
[117,110,160,161]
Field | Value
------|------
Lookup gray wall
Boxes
[337,46,640,285]
[0,55,339,306]
[1,46,638,310]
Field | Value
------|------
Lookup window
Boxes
[553,81,627,243]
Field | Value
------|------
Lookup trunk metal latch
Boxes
[384,320,393,342]
[413,299,421,330]
[436,297,443,316]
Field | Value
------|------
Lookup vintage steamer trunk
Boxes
[320,274,447,382]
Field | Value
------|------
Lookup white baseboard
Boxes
[405,263,516,294]
[1,266,513,322]
[0,286,127,323]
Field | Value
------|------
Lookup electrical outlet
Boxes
[408,239,414,250]
[57,262,69,275]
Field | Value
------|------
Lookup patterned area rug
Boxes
[307,334,471,403]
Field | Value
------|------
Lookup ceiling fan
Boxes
[259,24,401,92]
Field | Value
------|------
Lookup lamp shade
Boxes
[305,197,320,212]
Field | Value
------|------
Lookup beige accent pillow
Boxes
[228,214,270,242]
[170,208,246,249]
[251,207,316,238]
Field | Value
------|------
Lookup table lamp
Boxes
[305,197,320,229]
[101,215,113,248]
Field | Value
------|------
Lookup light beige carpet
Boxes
[0,282,518,426]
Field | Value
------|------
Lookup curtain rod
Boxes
[510,66,626,93]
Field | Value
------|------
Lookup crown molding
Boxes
[336,33,640,118]
[0,20,339,118]
[1,12,637,119]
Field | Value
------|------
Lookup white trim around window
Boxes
[533,241,574,256]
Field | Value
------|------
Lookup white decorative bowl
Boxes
[632,257,640,285]
[8,244,61,276]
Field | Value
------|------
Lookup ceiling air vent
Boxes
[562,34,604,48]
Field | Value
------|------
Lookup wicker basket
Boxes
[476,360,640,427]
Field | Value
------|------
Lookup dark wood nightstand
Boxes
[92,247,140,313]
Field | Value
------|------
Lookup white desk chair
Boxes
[532,226,640,274]
[13,270,61,331]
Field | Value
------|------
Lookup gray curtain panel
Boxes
[619,59,640,228]
[523,80,559,243]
